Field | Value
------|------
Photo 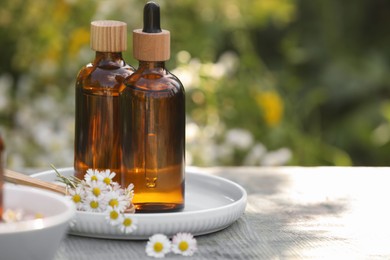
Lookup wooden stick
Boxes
[3,169,136,213]
[4,169,67,195]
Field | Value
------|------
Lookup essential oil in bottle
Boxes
[120,2,185,212]
[0,134,4,221]
[74,20,134,182]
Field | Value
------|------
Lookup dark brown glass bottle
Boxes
[0,134,4,220]
[74,21,134,182]
[120,2,185,212]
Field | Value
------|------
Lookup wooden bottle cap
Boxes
[90,20,127,52]
[133,29,170,61]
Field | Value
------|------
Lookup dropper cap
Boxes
[90,20,127,52]
[133,2,170,61]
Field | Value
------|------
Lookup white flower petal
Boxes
[171,232,197,256]
[145,234,171,258]
[83,196,106,212]
[84,169,103,185]
[105,206,122,226]
[119,215,138,234]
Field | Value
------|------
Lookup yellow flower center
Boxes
[109,199,119,208]
[110,210,119,220]
[90,201,99,209]
[179,241,189,252]
[103,177,111,185]
[91,175,98,181]
[72,194,82,203]
[123,218,132,227]
[34,213,44,219]
[92,187,101,197]
[154,242,164,253]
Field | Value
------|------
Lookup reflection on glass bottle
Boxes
[74,21,134,182]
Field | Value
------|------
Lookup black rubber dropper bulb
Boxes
[143,1,162,33]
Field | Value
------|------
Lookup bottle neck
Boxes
[94,52,125,67]
[138,61,166,70]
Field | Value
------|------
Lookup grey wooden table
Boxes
[28,167,390,259]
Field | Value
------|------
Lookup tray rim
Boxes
[31,167,247,240]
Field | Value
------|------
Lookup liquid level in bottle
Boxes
[74,89,121,181]
[123,165,184,212]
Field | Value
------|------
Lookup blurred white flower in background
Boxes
[200,51,239,80]
[217,51,240,75]
[186,122,291,166]
[172,51,201,90]
[244,143,267,165]
[225,128,254,150]
[173,50,239,89]
[1,76,75,169]
[261,148,292,166]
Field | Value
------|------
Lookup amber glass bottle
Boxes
[74,21,134,182]
[120,2,185,212]
[0,134,4,220]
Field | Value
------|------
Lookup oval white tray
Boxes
[31,167,247,240]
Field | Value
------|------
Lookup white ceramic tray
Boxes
[31,168,247,240]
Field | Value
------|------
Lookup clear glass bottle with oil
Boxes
[74,20,134,182]
[120,2,185,212]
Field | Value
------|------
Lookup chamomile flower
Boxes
[146,234,171,258]
[119,215,138,234]
[61,167,136,233]
[105,206,122,226]
[100,169,116,186]
[106,190,130,212]
[84,169,103,185]
[85,181,109,199]
[171,232,197,256]
[2,208,24,223]
[83,196,106,212]
[67,184,85,210]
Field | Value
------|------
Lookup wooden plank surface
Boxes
[23,167,390,259]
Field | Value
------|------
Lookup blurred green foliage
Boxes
[0,0,390,168]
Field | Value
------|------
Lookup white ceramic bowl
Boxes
[0,184,76,260]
